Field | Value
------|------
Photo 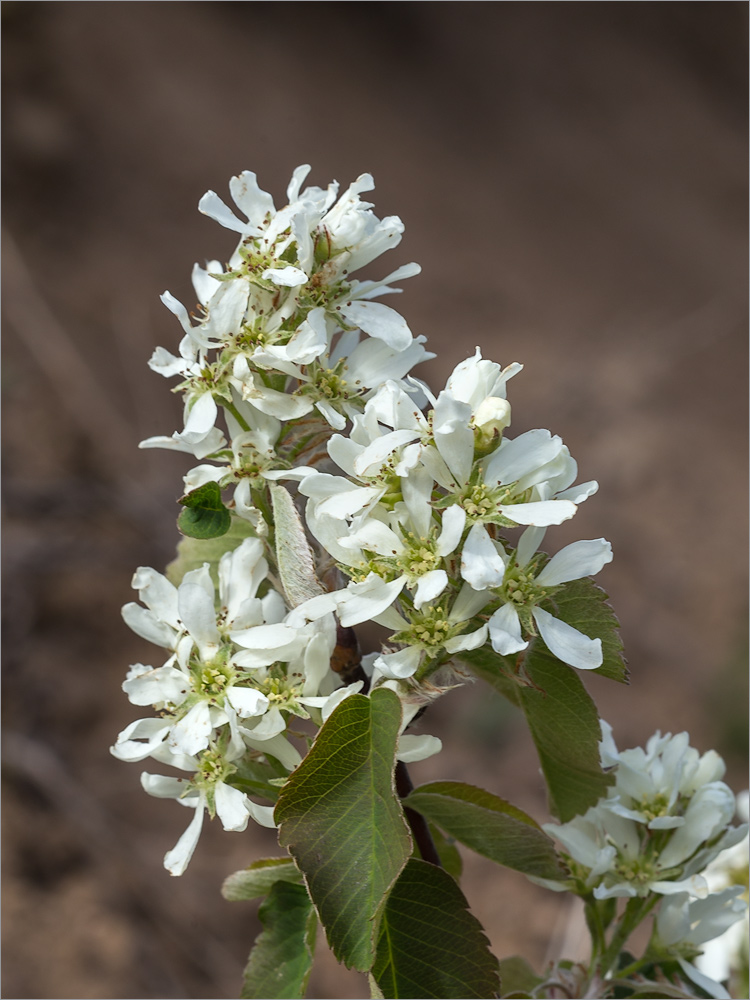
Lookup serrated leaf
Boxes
[222,858,302,902]
[458,646,522,706]
[405,782,565,880]
[518,642,613,822]
[498,956,543,998]
[544,577,628,683]
[177,481,232,538]
[372,859,501,999]
[166,516,257,588]
[241,881,316,1000]
[270,484,325,607]
[275,688,412,972]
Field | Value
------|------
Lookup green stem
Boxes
[414,652,448,683]
[583,896,608,962]
[222,401,251,433]
[598,894,659,978]
[612,956,650,980]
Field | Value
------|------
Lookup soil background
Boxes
[2,4,748,999]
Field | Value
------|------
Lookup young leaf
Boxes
[517,642,613,822]
[404,781,565,880]
[222,858,302,902]
[544,577,628,683]
[165,515,256,587]
[241,881,316,1000]
[269,483,325,607]
[372,858,501,999]
[275,688,412,972]
[177,481,231,539]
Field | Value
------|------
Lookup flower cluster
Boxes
[112,537,348,873]
[113,165,614,874]
[290,353,611,682]
[543,723,748,901]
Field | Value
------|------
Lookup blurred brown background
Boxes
[2,3,747,998]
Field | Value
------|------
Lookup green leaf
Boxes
[177,481,232,539]
[270,484,325,607]
[241,881,316,1000]
[427,823,463,882]
[222,858,302,902]
[497,956,543,998]
[372,859,501,999]
[275,688,412,971]
[544,577,628,683]
[404,782,565,880]
[518,642,613,821]
[230,754,289,802]
[166,516,256,587]
[458,646,522,707]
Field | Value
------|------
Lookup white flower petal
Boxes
[139,772,194,800]
[396,734,442,763]
[123,664,189,708]
[336,574,406,628]
[488,603,528,655]
[444,623,489,653]
[353,429,420,478]
[121,603,178,649]
[317,486,384,520]
[536,539,613,587]
[110,718,171,762]
[433,392,474,486]
[460,523,506,590]
[215,781,250,832]
[373,645,422,679]
[178,582,220,659]
[498,500,577,526]
[532,607,602,669]
[516,526,547,570]
[226,687,269,718]
[320,681,364,722]
[229,622,300,650]
[436,505,467,557]
[169,701,214,757]
[229,170,275,227]
[199,190,255,234]
[677,959,730,1000]
[485,429,563,485]
[261,266,308,287]
[413,569,448,609]
[339,300,413,351]
[163,793,206,876]
[557,480,599,503]
[246,801,278,829]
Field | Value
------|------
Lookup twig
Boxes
[395,760,442,867]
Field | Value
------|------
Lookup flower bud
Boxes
[473,396,511,453]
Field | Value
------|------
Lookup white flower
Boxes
[140,771,275,876]
[693,793,750,988]
[657,889,748,1000]
[543,728,747,901]
[486,534,613,670]
[114,539,333,764]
